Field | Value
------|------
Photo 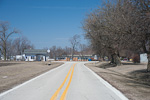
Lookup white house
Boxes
[23,49,49,61]
[16,55,23,61]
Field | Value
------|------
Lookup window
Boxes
[31,56,34,59]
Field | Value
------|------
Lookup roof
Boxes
[24,49,48,55]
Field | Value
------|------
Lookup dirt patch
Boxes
[0,62,21,67]
[0,61,63,93]
[85,62,150,100]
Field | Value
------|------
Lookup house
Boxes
[16,55,24,61]
[23,49,49,61]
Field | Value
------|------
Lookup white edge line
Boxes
[0,63,66,97]
[83,64,129,100]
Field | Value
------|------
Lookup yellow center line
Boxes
[50,64,75,100]
[60,63,76,100]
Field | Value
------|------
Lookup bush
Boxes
[132,54,140,63]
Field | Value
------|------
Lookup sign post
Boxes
[94,55,98,66]
[47,49,51,65]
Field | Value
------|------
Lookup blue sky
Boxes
[0,0,102,49]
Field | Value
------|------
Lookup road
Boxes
[0,62,128,100]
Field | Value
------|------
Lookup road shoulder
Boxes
[0,61,63,93]
[85,62,150,100]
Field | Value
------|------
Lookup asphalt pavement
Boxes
[0,62,128,100]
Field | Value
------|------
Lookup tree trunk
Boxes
[72,50,74,60]
[81,55,83,61]
[4,42,6,61]
[111,53,122,66]
[71,54,73,60]
[114,54,122,66]
[110,54,114,64]
[147,53,150,72]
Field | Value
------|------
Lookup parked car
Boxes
[123,58,128,61]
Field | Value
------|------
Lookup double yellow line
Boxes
[50,63,76,100]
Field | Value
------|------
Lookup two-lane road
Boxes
[0,62,128,100]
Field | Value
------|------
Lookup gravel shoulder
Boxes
[85,62,150,100]
[0,61,63,93]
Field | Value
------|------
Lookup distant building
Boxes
[140,53,148,63]
[16,55,23,61]
[23,49,49,61]
[56,55,99,61]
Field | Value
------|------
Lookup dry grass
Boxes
[85,62,150,100]
[0,61,63,93]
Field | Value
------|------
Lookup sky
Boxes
[0,0,102,49]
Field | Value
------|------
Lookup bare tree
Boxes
[79,44,87,61]
[0,21,18,60]
[56,47,65,57]
[83,0,150,71]
[83,2,122,65]
[83,0,140,65]
[12,36,34,55]
[50,46,57,60]
[64,46,72,56]
[130,0,150,71]
[6,39,14,60]
[69,34,80,60]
